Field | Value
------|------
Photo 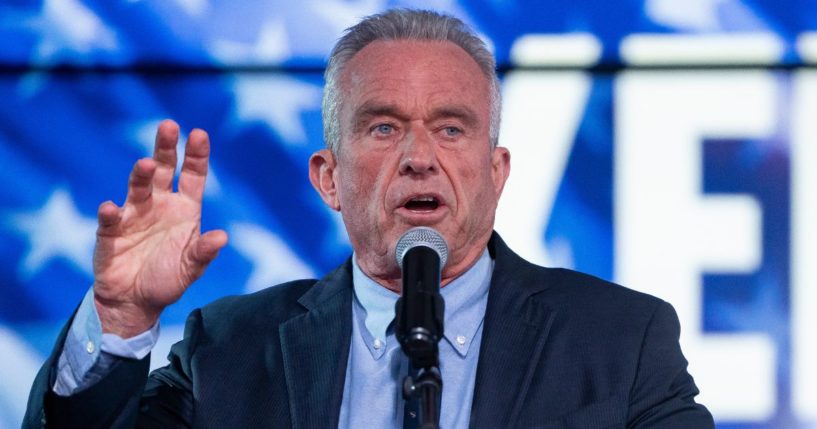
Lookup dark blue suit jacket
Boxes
[24,233,714,428]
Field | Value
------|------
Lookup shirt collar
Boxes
[351,248,493,358]
[351,258,400,348]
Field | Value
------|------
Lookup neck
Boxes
[356,240,489,294]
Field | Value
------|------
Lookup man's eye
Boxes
[372,124,394,135]
[443,127,462,137]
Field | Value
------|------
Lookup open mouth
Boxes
[403,196,440,211]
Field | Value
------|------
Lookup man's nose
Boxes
[399,127,438,175]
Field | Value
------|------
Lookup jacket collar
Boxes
[279,260,354,429]
[279,231,556,428]
[470,232,557,427]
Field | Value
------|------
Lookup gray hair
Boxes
[322,9,502,153]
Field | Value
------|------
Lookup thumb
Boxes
[188,229,229,268]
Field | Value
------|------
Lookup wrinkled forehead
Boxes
[337,39,492,120]
[345,39,487,80]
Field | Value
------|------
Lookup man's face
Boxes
[310,39,510,289]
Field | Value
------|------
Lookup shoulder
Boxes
[491,232,664,311]
[541,267,664,315]
[491,245,684,374]
[489,232,671,332]
[534,266,671,337]
[185,279,318,343]
[203,279,317,319]
[186,258,354,338]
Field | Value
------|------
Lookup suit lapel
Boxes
[276,234,553,428]
[279,261,353,429]
[470,233,556,428]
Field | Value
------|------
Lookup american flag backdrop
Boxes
[2,1,817,428]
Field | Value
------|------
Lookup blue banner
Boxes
[1,1,816,427]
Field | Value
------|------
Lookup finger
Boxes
[184,230,228,280]
[191,229,229,264]
[152,119,180,192]
[95,202,123,269]
[126,158,157,206]
[178,128,211,202]
[96,200,123,236]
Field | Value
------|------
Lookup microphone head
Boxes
[395,226,449,269]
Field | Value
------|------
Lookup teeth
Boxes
[412,196,435,202]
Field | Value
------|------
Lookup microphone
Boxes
[394,226,448,369]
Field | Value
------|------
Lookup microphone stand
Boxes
[396,245,445,429]
[403,365,442,429]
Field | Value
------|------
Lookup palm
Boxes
[93,121,227,336]
[96,191,200,306]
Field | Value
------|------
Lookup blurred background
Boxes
[1,0,815,427]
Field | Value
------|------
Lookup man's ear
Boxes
[309,149,341,211]
[491,146,511,199]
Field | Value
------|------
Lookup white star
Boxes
[310,0,387,35]
[209,18,290,65]
[27,0,119,65]
[131,120,222,197]
[173,0,209,17]
[254,19,290,63]
[232,75,322,144]
[229,222,316,293]
[398,0,463,15]
[645,0,765,31]
[8,189,97,279]
[646,0,720,31]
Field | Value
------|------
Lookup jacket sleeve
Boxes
[22,309,150,429]
[626,301,715,428]
[23,309,205,429]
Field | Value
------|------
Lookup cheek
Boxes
[474,175,499,207]
[338,157,387,209]
[458,159,495,200]
[465,173,501,224]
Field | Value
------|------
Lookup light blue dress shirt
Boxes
[53,288,159,395]
[54,249,493,429]
[339,249,493,429]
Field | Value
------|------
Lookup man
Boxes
[24,9,714,428]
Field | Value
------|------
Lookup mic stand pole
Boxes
[403,360,442,429]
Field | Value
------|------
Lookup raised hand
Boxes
[92,120,228,338]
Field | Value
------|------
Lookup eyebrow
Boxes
[353,101,406,121]
[351,101,480,132]
[427,106,479,128]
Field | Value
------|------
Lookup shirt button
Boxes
[85,341,95,354]
[373,339,383,350]
[456,335,466,346]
